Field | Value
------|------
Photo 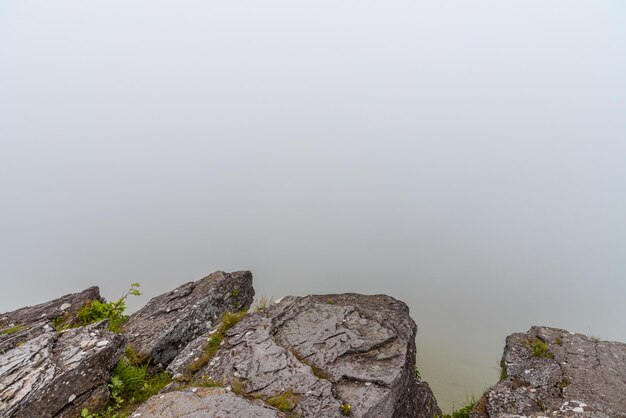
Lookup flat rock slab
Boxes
[123,271,254,369]
[185,294,440,418]
[0,287,101,353]
[472,326,626,418]
[132,387,284,417]
[0,320,125,418]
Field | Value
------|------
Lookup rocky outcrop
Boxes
[0,320,125,418]
[176,293,441,418]
[0,287,101,353]
[472,326,626,418]
[0,271,442,418]
[133,387,284,417]
[122,270,254,370]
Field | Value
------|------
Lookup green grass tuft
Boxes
[1,325,25,335]
[436,396,476,418]
[528,338,554,359]
[187,310,248,374]
[266,390,299,413]
[253,295,273,312]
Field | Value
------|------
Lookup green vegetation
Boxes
[291,349,330,380]
[253,295,273,312]
[1,325,25,335]
[437,398,476,418]
[339,403,352,416]
[528,338,554,359]
[231,287,239,298]
[555,337,563,346]
[187,310,248,374]
[56,283,141,333]
[499,358,508,380]
[558,377,570,390]
[123,345,147,366]
[590,335,601,342]
[266,390,298,413]
[189,377,222,388]
[81,357,171,418]
[414,365,421,381]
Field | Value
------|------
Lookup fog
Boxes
[1,0,625,411]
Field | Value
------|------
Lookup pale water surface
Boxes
[1,1,625,412]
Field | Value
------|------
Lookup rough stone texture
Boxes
[471,326,626,418]
[186,294,440,418]
[0,287,102,353]
[167,332,212,378]
[133,387,284,417]
[0,320,125,418]
[123,271,254,370]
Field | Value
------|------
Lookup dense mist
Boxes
[1,0,625,410]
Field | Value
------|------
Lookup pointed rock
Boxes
[122,271,254,369]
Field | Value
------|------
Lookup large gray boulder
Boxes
[179,293,440,418]
[471,326,626,418]
[122,270,254,370]
[0,287,102,353]
[0,320,125,418]
[133,387,284,417]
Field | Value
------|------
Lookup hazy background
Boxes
[1,1,625,411]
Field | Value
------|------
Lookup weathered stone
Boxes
[132,387,284,417]
[0,320,125,418]
[122,271,254,370]
[471,326,626,418]
[186,294,440,418]
[0,287,102,353]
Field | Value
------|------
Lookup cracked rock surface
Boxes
[122,270,254,370]
[471,326,626,418]
[133,387,284,417]
[0,287,102,353]
[0,320,125,418]
[185,294,440,418]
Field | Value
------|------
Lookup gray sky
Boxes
[1,0,625,411]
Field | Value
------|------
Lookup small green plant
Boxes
[339,403,352,416]
[253,295,273,312]
[528,339,554,359]
[1,325,25,335]
[231,287,239,298]
[124,344,147,365]
[499,358,508,381]
[555,337,563,346]
[437,398,476,418]
[266,390,298,413]
[17,341,25,347]
[88,357,171,417]
[558,377,570,390]
[56,283,141,333]
[191,376,222,388]
[81,408,94,418]
[590,335,600,342]
[326,299,333,305]
[413,365,421,381]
